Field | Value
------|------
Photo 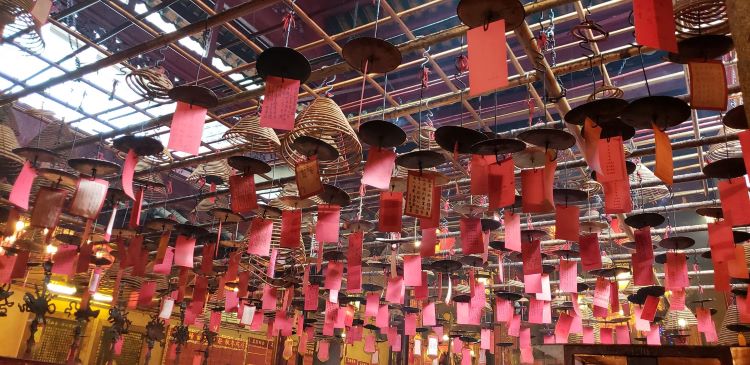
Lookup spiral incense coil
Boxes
[0,124,24,179]
[280,97,362,177]
[125,67,174,103]
[674,0,729,38]
[707,125,742,161]
[630,163,670,204]
[223,115,281,155]
[413,125,439,150]
[0,0,43,53]
[587,85,625,102]
[187,160,231,184]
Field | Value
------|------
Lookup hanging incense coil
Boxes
[0,124,24,179]
[0,0,44,53]
[134,161,168,201]
[125,67,173,103]
[187,160,231,184]
[28,120,76,159]
[587,85,625,102]
[280,98,362,177]
[223,115,281,155]
[674,0,729,39]
[577,179,602,196]
[630,163,669,205]
[413,125,439,150]
[718,304,750,345]
[707,126,742,161]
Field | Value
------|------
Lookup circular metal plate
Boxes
[346,219,374,232]
[318,184,351,207]
[551,249,579,258]
[290,136,339,161]
[168,85,218,109]
[435,125,488,154]
[323,250,346,261]
[227,156,272,175]
[517,128,576,150]
[256,46,311,82]
[37,168,78,187]
[480,218,501,231]
[489,240,507,251]
[203,174,224,185]
[723,105,747,130]
[176,223,209,237]
[624,212,665,229]
[209,207,243,223]
[342,37,402,74]
[579,220,609,234]
[696,207,723,219]
[456,0,526,30]
[637,285,665,298]
[702,157,747,179]
[733,230,750,244]
[395,150,445,170]
[578,283,590,292]
[599,118,636,141]
[278,195,314,208]
[431,259,462,273]
[55,234,81,246]
[254,204,282,218]
[112,135,164,156]
[654,252,667,264]
[668,34,734,64]
[12,147,59,163]
[553,188,588,205]
[520,229,549,242]
[494,291,523,301]
[470,138,526,155]
[106,187,130,203]
[67,158,121,176]
[658,236,695,250]
[359,120,406,148]
[564,98,629,126]
[513,147,556,168]
[362,283,383,292]
[621,96,690,130]
[460,255,484,268]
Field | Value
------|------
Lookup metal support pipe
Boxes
[0,0,282,105]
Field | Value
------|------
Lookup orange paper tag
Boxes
[405,171,435,219]
[467,19,508,97]
[633,0,678,53]
[30,187,66,228]
[295,157,323,199]
[652,124,673,185]
[688,61,728,111]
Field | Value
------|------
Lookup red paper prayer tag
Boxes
[665,252,689,289]
[403,255,422,287]
[602,179,633,214]
[469,155,493,195]
[597,136,627,183]
[739,130,750,175]
[583,117,602,175]
[579,233,602,271]
[419,186,442,230]
[521,240,542,275]
[555,204,580,242]
[174,235,196,268]
[559,259,578,293]
[247,218,273,256]
[633,0,678,53]
[378,191,403,232]
[708,220,735,262]
[420,228,437,257]
[347,232,363,292]
[460,218,484,255]
[361,147,396,190]
[405,171,435,219]
[260,76,300,131]
[488,158,515,209]
[640,295,659,322]
[128,187,144,229]
[168,102,206,155]
[121,149,138,200]
[295,157,323,199]
[467,19,508,97]
[729,245,750,279]
[689,61,728,110]
[316,205,340,243]
[229,174,258,214]
[9,161,36,211]
[504,211,521,252]
[30,187,66,229]
[280,209,302,248]
[718,178,750,227]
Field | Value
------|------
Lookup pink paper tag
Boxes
[403,255,422,286]
[524,273,542,294]
[121,149,138,200]
[504,211,521,252]
[640,295,659,322]
[168,102,206,155]
[324,260,343,291]
[316,205,341,243]
[260,76,300,131]
[365,292,379,318]
[665,252,689,289]
[422,301,436,326]
[555,313,573,343]
[280,209,302,248]
[247,218,273,256]
[385,276,404,304]
[528,298,545,324]
[522,239,542,275]
[137,280,156,308]
[600,328,614,344]
[52,244,78,276]
[583,326,594,344]
[559,259,578,293]
[362,147,396,189]
[460,218,484,255]
[593,277,611,309]
[508,314,520,337]
[262,284,277,311]
[174,235,196,268]
[9,162,37,211]
[495,297,513,323]
[376,305,389,328]
[616,325,630,344]
[647,324,661,345]
[579,233,602,271]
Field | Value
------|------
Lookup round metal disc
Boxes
[520,229,549,242]
[290,136,339,161]
[456,0,526,30]
[723,105,747,130]
[701,250,712,259]
[599,118,636,141]
[362,283,384,292]
[55,234,81,246]
[346,219,374,232]
[106,187,130,203]
[454,203,487,216]
[579,220,608,234]
[621,96,690,130]
[395,150,445,170]
[68,158,121,176]
[513,147,556,168]
[359,120,406,148]
[578,283,590,292]
[702,157,747,179]
[253,203,282,218]
[494,291,523,301]
[480,218,501,231]
[278,195,314,208]
[210,207,243,223]
[726,324,750,333]
[470,138,526,155]
[627,293,646,305]
[542,264,555,274]
[590,267,630,278]
[176,223,209,237]
[668,35,734,64]
[564,98,630,125]
[637,285,665,298]
[551,249,579,258]
[553,188,588,204]
[517,128,576,150]
[696,207,723,219]
[318,184,351,207]
[342,37,402,74]
[203,174,224,186]
[227,156,272,175]
[624,212,665,229]
[323,250,346,261]
[431,259,462,273]
[168,85,218,109]
[460,255,484,268]
[435,126,488,154]
[37,168,78,187]
[489,241,507,251]
[654,252,667,264]
[112,135,164,156]
[256,46,311,82]
[733,230,750,244]
[658,236,695,250]
[12,147,59,163]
